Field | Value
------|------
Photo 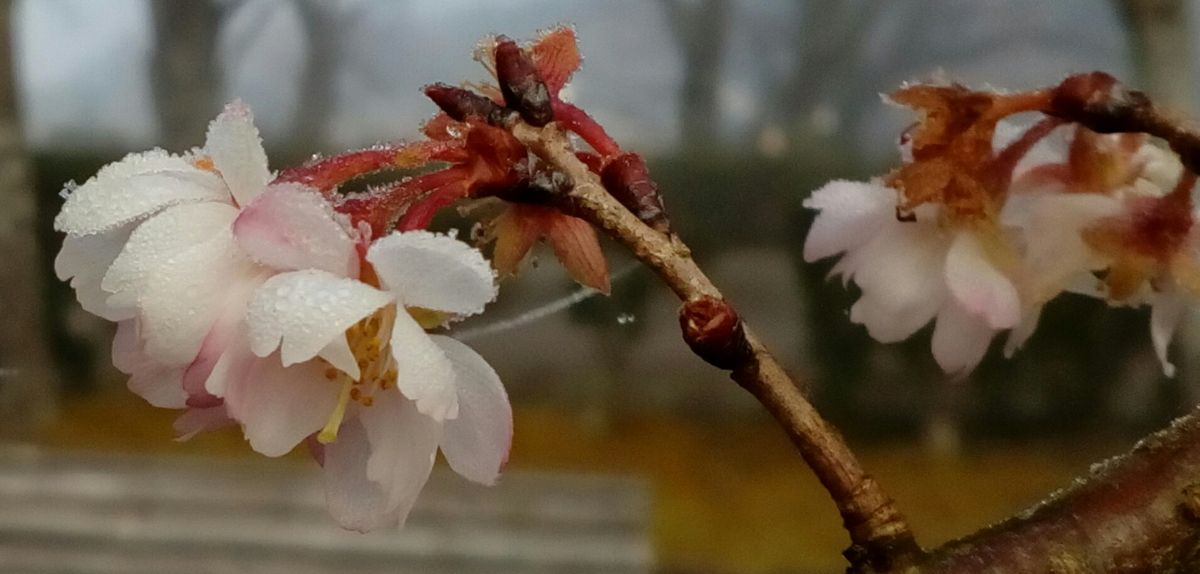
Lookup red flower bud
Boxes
[679,296,751,370]
[423,83,513,126]
[495,37,554,127]
[601,153,670,233]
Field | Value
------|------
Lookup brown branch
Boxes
[914,406,1200,573]
[511,122,922,572]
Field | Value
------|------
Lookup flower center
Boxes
[317,305,400,444]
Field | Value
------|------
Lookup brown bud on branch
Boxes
[601,153,671,233]
[423,83,514,127]
[494,169,573,205]
[679,296,752,370]
[495,37,555,127]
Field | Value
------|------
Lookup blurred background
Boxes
[1,1,1198,572]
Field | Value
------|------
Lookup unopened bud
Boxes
[1049,72,1149,134]
[495,38,554,127]
[679,296,751,370]
[601,153,670,233]
[424,83,513,126]
[495,169,573,205]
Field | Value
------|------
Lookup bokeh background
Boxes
[1,1,1198,572]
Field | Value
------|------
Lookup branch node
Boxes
[679,295,752,370]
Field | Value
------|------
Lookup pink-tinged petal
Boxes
[931,302,996,377]
[139,229,260,365]
[111,320,141,374]
[204,101,271,206]
[803,180,896,262]
[203,331,256,398]
[544,214,610,294]
[128,362,187,409]
[224,357,340,457]
[182,272,266,404]
[360,390,441,517]
[367,231,497,316]
[174,406,234,441]
[1150,286,1186,378]
[244,270,391,368]
[55,150,227,236]
[1015,193,1121,303]
[102,202,239,311]
[847,222,947,343]
[1003,305,1043,358]
[234,183,359,277]
[322,418,405,532]
[55,225,136,321]
[390,310,458,421]
[431,335,511,485]
[944,232,1021,330]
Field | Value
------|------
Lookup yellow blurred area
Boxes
[38,390,1118,574]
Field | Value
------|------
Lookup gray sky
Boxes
[11,0,1153,157]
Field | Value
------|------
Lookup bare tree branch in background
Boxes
[660,0,731,154]
[151,0,221,149]
[0,0,56,435]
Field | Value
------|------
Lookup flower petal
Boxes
[138,229,260,365]
[174,406,234,441]
[224,357,340,457]
[127,362,187,409]
[803,180,896,262]
[233,183,359,277]
[1003,305,1042,358]
[544,213,610,294]
[244,270,391,369]
[531,25,581,95]
[101,202,239,311]
[204,101,271,206]
[55,150,227,236]
[931,301,996,377]
[390,310,458,421]
[360,390,441,516]
[944,231,1021,330]
[1150,286,1186,378]
[367,230,497,316]
[491,205,545,276]
[431,335,511,485]
[846,221,947,342]
[322,418,405,532]
[56,225,135,321]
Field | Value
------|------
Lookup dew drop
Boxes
[616,313,636,325]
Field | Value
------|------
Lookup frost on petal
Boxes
[803,180,896,262]
[944,232,1021,330]
[931,302,996,377]
[1150,286,1186,378]
[367,231,497,316]
[432,335,511,485]
[224,357,340,457]
[55,150,227,236]
[139,228,260,365]
[102,202,239,311]
[360,391,441,517]
[322,418,405,532]
[245,270,391,369]
[204,101,271,206]
[233,183,359,277]
[847,222,948,343]
[390,310,458,421]
[56,225,135,321]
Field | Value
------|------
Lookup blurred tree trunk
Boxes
[0,0,56,436]
[1118,0,1196,113]
[151,0,221,149]
[292,0,340,153]
[661,0,730,154]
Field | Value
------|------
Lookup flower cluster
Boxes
[805,80,1196,377]
[55,103,511,531]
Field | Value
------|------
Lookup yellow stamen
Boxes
[317,375,355,444]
